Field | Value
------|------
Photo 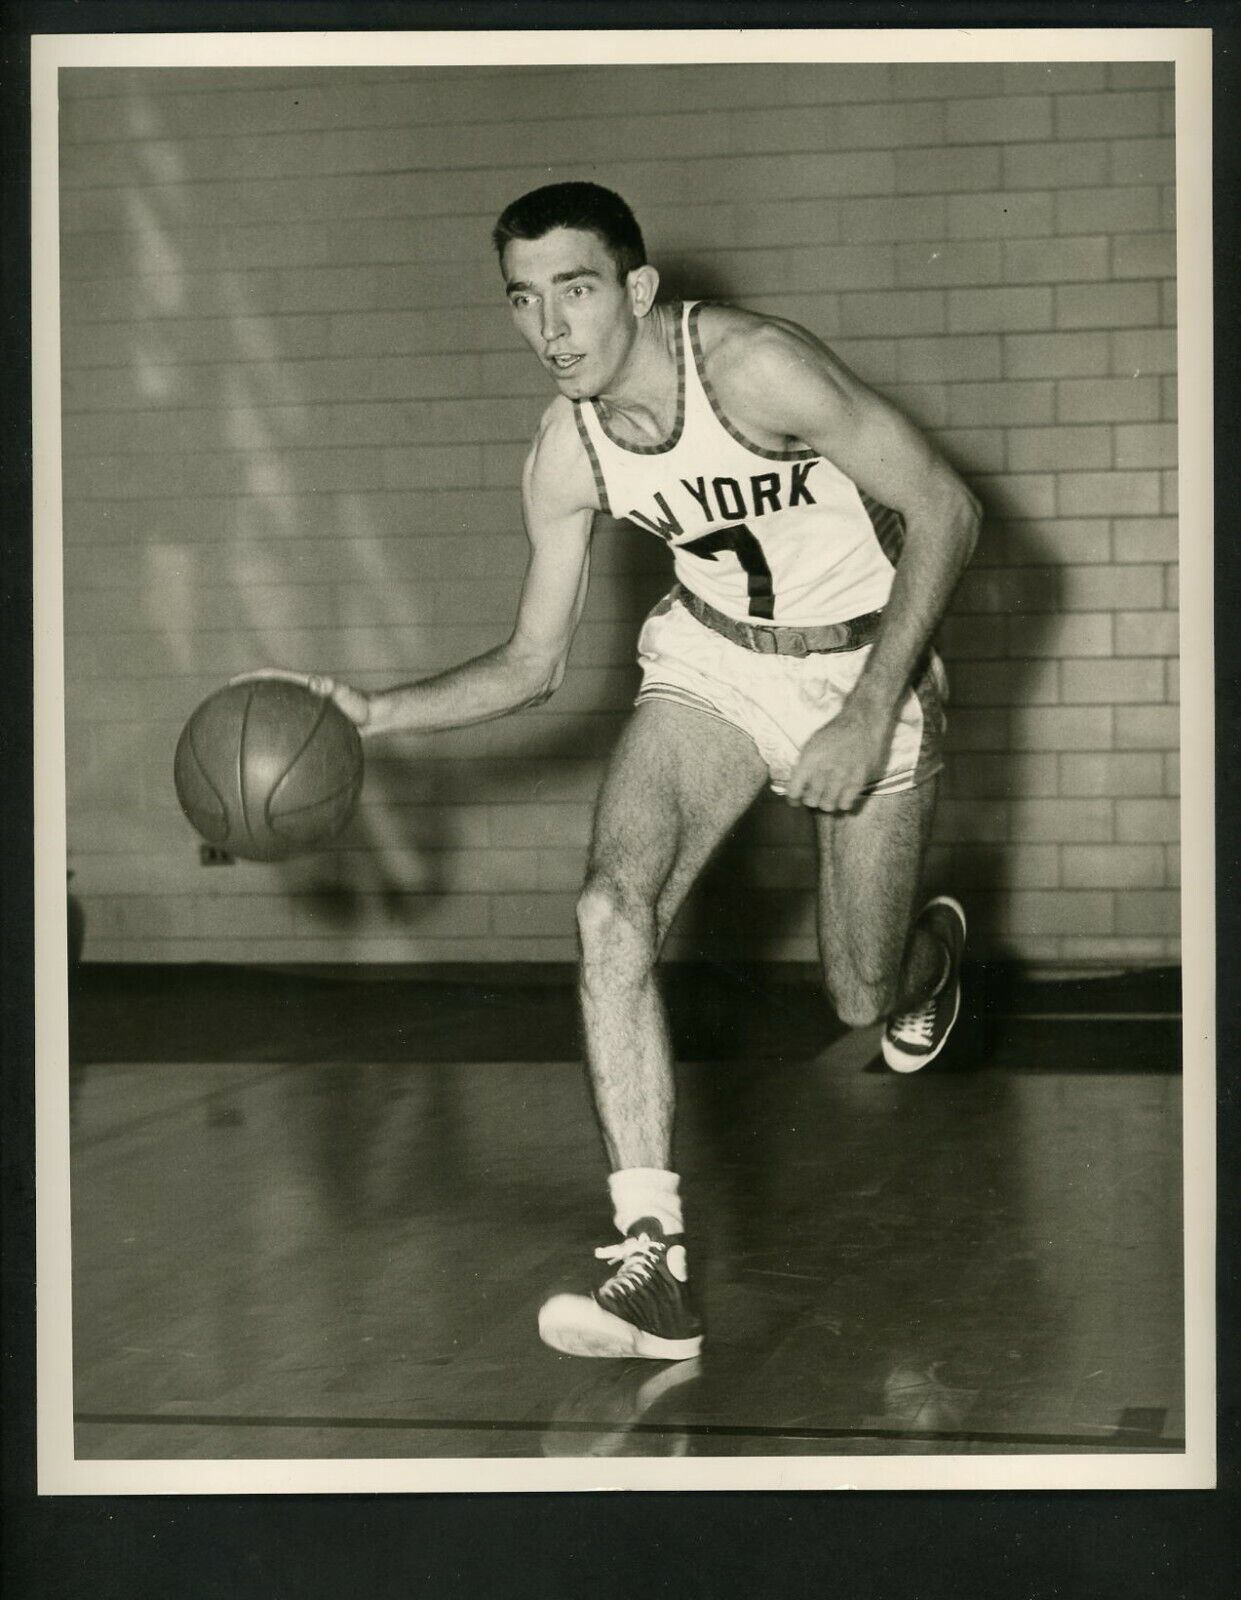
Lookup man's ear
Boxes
[627,264,660,318]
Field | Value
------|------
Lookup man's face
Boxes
[502,226,639,399]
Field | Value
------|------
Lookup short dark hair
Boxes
[492,182,646,281]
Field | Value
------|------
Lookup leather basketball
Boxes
[174,680,364,863]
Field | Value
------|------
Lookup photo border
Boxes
[25,15,1217,1502]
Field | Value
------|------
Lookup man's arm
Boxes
[361,404,595,737]
[245,402,597,738]
[719,318,982,810]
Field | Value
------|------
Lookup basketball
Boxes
[174,679,364,862]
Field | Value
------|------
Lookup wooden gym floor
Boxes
[68,963,1185,1460]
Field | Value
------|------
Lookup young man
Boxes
[262,182,980,1363]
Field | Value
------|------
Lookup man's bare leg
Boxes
[577,699,768,1170]
[811,777,943,1027]
[538,700,766,1359]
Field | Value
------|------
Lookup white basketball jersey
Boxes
[573,301,904,626]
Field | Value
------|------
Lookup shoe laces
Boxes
[888,997,937,1046]
[595,1232,664,1296]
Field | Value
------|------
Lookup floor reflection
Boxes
[541,1358,702,1458]
[877,1358,975,1434]
[70,1049,1184,1458]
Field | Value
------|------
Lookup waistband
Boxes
[672,583,883,657]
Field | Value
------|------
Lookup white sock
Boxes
[608,1168,684,1237]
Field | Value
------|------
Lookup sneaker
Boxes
[538,1217,703,1360]
[881,895,967,1073]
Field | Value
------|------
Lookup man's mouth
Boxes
[549,353,584,371]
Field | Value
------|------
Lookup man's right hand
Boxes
[227,669,373,732]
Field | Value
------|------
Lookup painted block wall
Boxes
[59,61,1179,965]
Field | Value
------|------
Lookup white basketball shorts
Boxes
[635,592,947,797]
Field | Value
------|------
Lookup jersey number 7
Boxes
[680,523,774,619]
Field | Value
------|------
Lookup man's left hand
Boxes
[784,704,896,812]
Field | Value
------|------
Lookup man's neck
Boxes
[595,302,680,444]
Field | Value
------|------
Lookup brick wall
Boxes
[59,60,1180,966]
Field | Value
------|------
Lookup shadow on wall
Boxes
[103,87,462,936]
[930,501,1060,965]
[653,258,737,306]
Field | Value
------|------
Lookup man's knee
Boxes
[576,876,657,975]
[824,972,894,1029]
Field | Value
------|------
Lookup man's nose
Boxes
[540,300,568,343]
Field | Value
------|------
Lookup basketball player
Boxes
[254,183,981,1362]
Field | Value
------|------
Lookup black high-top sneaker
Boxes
[881,895,967,1073]
[538,1217,703,1360]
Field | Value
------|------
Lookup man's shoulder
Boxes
[528,391,580,439]
[695,301,828,399]
[694,301,822,360]
[524,395,596,512]
[694,302,839,442]
[529,394,588,467]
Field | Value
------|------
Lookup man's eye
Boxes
[569,284,590,297]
